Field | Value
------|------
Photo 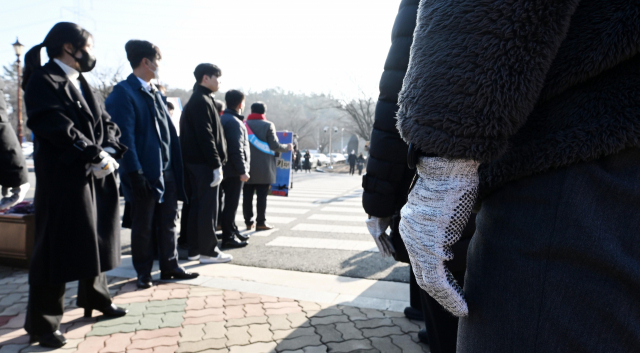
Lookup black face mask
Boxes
[66,48,97,72]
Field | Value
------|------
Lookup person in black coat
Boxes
[21,22,128,348]
[347,150,356,175]
[362,1,474,352]
[0,78,30,210]
[302,151,311,172]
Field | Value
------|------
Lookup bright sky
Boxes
[0,0,400,99]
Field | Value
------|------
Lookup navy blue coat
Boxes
[105,74,186,203]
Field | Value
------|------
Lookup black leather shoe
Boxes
[256,223,274,231]
[30,330,67,348]
[245,223,254,231]
[418,328,429,344]
[161,268,199,280]
[404,306,424,321]
[221,235,248,249]
[85,304,128,318]
[233,230,250,242]
[137,278,153,289]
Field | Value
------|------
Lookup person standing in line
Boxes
[179,63,233,263]
[347,150,356,175]
[0,77,30,210]
[294,147,302,172]
[219,89,251,247]
[22,22,129,348]
[106,40,198,289]
[243,102,292,231]
[356,153,365,176]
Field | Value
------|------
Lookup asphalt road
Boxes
[24,167,409,283]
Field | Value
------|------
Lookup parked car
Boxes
[21,141,34,158]
[313,153,329,166]
[328,153,346,164]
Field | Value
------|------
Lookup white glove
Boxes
[365,216,395,257]
[210,167,223,187]
[0,183,31,210]
[399,156,479,317]
[87,151,119,179]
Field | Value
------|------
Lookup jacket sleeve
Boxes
[223,118,247,175]
[105,85,141,173]
[266,123,289,153]
[190,98,223,169]
[362,0,419,218]
[98,96,127,160]
[397,0,580,162]
[25,73,102,165]
[0,79,28,187]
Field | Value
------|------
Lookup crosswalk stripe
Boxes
[266,236,378,252]
[234,216,296,224]
[240,201,320,208]
[264,207,310,214]
[307,214,366,223]
[291,223,369,235]
[321,207,367,214]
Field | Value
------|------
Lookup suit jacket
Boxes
[106,74,186,202]
[245,118,288,185]
[24,61,126,284]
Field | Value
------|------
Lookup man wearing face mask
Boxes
[180,63,237,264]
[106,40,198,289]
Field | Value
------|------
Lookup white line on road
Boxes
[321,207,367,214]
[234,216,296,224]
[307,214,366,223]
[266,236,378,252]
[262,207,310,214]
[291,223,369,235]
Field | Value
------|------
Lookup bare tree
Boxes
[90,66,124,103]
[334,94,376,142]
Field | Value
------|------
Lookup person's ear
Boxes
[63,43,75,54]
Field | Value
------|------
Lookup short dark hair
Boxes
[194,63,221,84]
[251,102,267,114]
[225,90,245,110]
[166,102,175,111]
[125,40,161,69]
[213,100,225,115]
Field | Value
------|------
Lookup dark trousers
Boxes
[25,273,111,335]
[419,270,464,353]
[243,184,269,225]
[131,171,180,280]
[220,176,243,237]
[186,163,219,257]
[409,266,423,311]
[458,148,640,353]
[349,163,356,175]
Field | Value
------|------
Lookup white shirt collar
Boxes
[53,59,81,91]
[136,76,153,92]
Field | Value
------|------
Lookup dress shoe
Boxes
[221,235,248,249]
[234,230,250,242]
[418,328,429,344]
[137,278,153,289]
[161,268,199,280]
[30,330,67,348]
[84,304,128,318]
[256,223,274,231]
[403,306,424,321]
[246,223,254,231]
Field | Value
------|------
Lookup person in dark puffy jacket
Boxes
[398,1,640,352]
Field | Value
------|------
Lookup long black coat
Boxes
[24,61,127,285]
[0,78,28,187]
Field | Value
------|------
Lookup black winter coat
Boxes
[362,0,419,218]
[24,61,127,285]
[398,0,640,198]
[0,78,28,187]
[180,85,227,169]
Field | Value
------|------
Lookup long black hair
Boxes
[22,22,92,90]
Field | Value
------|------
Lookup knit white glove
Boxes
[87,151,119,179]
[400,156,479,317]
[365,216,395,257]
[210,167,223,187]
[0,183,30,210]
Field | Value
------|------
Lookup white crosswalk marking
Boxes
[240,201,320,208]
[307,214,366,223]
[264,207,310,214]
[266,236,378,252]
[291,223,369,235]
[321,207,367,214]
[234,216,296,224]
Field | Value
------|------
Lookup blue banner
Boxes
[270,131,292,197]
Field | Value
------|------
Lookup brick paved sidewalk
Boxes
[0,267,429,353]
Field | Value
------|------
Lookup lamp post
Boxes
[12,38,24,147]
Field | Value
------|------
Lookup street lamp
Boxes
[12,37,24,147]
